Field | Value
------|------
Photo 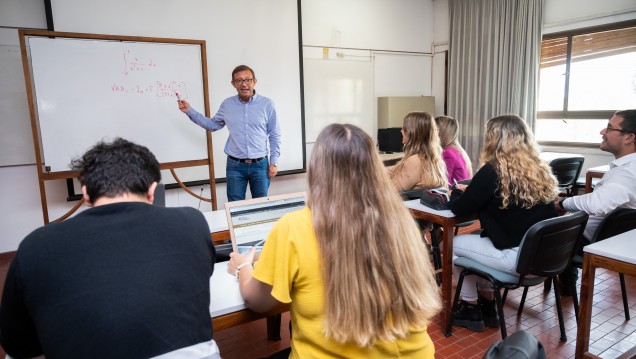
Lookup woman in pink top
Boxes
[435,116,473,184]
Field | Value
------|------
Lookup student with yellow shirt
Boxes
[228,123,441,358]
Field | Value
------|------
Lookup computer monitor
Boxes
[377,127,403,153]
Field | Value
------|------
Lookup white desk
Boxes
[576,229,636,358]
[203,210,228,233]
[209,261,245,317]
[202,210,230,245]
[539,151,583,163]
[206,218,288,334]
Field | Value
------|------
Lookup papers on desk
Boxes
[403,199,456,217]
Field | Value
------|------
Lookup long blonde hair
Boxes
[308,124,441,347]
[392,112,447,188]
[435,115,473,176]
[480,115,558,208]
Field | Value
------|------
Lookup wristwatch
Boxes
[271,163,278,167]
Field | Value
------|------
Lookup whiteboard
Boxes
[26,36,207,172]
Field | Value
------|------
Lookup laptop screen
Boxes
[224,192,307,254]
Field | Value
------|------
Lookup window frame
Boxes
[536,19,636,147]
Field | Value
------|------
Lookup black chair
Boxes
[568,208,636,321]
[549,157,585,197]
[447,211,588,341]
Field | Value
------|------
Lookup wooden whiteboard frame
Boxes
[19,29,217,223]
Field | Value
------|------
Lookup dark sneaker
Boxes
[478,296,500,328]
[453,300,486,332]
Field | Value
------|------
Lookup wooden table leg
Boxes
[267,314,282,341]
[585,173,593,194]
[442,222,454,336]
[576,254,597,359]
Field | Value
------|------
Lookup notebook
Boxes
[224,192,307,254]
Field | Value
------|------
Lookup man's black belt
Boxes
[228,155,265,164]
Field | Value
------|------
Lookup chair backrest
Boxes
[515,211,588,277]
[590,208,636,243]
[549,156,585,191]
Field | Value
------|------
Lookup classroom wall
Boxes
[0,0,435,252]
[0,0,634,253]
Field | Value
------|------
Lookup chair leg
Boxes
[552,277,568,342]
[446,270,467,337]
[620,273,631,321]
[543,278,552,293]
[572,281,579,322]
[517,286,529,316]
[502,288,509,304]
[493,287,507,339]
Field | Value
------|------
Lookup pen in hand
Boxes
[254,239,265,248]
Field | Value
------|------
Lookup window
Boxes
[535,20,636,145]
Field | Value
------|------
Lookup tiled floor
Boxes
[215,267,636,359]
[213,221,636,359]
[0,238,634,358]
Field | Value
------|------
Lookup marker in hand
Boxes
[175,92,181,101]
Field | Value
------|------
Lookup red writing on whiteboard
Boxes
[111,81,188,98]
[121,50,158,76]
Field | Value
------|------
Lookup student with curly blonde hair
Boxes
[387,112,448,191]
[449,115,558,332]
[435,116,473,183]
[228,124,441,358]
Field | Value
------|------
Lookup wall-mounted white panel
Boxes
[303,58,374,142]
[0,0,47,29]
[374,53,432,97]
[0,29,35,166]
[301,0,434,53]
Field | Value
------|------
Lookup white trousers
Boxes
[452,234,519,302]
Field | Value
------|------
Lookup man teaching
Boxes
[178,65,281,201]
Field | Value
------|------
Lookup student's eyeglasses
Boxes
[605,125,634,134]
[233,78,254,85]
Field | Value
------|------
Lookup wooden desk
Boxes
[403,199,475,336]
[575,229,636,359]
[203,210,230,245]
[585,165,609,194]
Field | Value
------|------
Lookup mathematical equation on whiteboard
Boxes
[111,50,188,99]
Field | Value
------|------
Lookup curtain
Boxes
[448,0,543,169]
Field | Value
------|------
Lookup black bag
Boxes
[419,189,451,211]
[482,330,547,359]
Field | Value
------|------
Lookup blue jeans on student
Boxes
[226,156,270,202]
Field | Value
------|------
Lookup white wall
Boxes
[0,0,435,252]
[2,0,633,253]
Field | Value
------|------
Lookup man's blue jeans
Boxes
[226,157,270,202]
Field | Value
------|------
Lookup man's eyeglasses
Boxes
[233,78,254,85]
[605,125,634,135]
